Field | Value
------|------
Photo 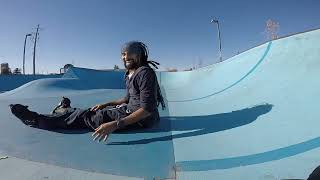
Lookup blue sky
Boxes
[0,0,319,73]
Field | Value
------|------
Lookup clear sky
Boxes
[0,0,319,74]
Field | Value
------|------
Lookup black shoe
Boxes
[52,97,71,114]
[9,104,39,127]
[59,96,71,108]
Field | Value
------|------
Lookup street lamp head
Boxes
[26,34,32,36]
[211,19,218,23]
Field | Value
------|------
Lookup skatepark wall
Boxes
[62,67,126,89]
[167,29,320,179]
[0,74,62,92]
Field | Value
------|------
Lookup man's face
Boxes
[122,51,138,70]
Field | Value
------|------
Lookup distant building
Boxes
[1,63,11,75]
[60,64,74,74]
[13,68,22,75]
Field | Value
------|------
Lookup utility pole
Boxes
[32,24,40,75]
[23,33,32,74]
[211,19,222,62]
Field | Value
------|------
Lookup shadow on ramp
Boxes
[110,103,273,145]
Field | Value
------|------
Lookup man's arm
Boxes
[92,107,151,142]
[120,107,151,126]
[91,96,128,112]
[104,97,128,106]
[92,69,157,142]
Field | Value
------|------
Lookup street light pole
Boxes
[211,19,222,62]
[33,24,40,75]
[23,33,32,75]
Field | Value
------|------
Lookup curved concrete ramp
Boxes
[0,29,320,180]
[0,74,62,92]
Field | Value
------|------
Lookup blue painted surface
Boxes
[62,67,126,89]
[110,104,273,145]
[166,42,272,102]
[177,136,320,171]
[0,93,175,179]
[0,29,320,179]
[170,29,320,179]
[0,74,62,92]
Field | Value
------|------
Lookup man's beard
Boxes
[124,59,138,70]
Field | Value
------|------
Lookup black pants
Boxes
[308,165,320,180]
[37,105,156,131]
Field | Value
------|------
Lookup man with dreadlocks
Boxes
[9,41,165,142]
[90,41,165,141]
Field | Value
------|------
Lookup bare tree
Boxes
[265,19,280,40]
[113,65,119,70]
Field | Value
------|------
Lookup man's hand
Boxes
[90,103,107,112]
[92,121,118,142]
